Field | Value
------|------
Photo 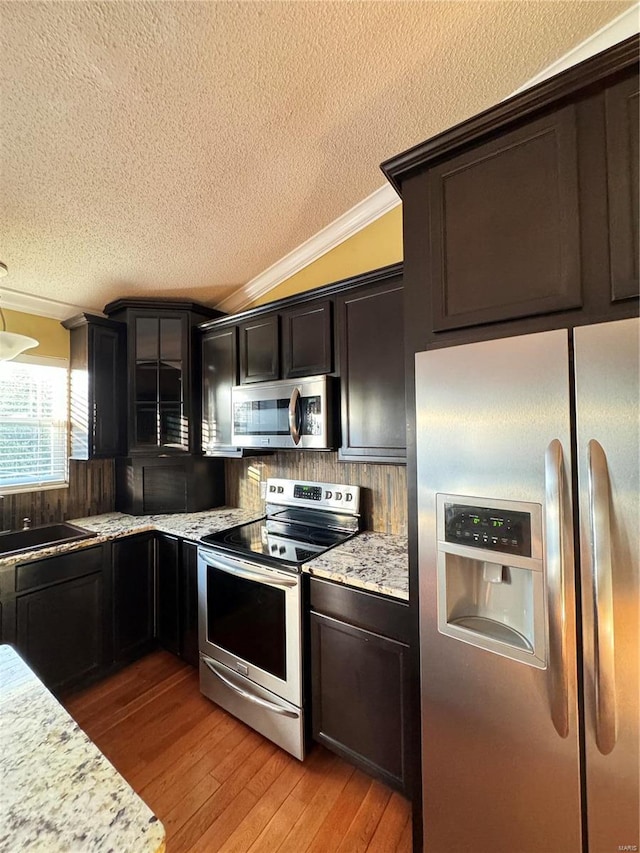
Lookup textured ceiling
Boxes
[0,1,634,313]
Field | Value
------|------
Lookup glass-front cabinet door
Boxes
[133,314,188,451]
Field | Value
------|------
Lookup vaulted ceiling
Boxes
[1,1,634,314]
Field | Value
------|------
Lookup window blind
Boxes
[0,360,68,490]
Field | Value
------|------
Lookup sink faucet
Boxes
[22,517,32,530]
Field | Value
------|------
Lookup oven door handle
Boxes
[198,549,299,588]
[201,656,299,719]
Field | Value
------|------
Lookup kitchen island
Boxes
[0,644,165,853]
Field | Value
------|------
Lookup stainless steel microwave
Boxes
[231,375,334,450]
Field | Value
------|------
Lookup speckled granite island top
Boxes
[303,531,409,601]
[0,644,165,853]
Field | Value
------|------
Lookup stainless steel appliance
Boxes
[197,478,360,759]
[231,375,334,449]
[415,318,639,853]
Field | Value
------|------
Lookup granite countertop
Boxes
[0,644,165,853]
[0,507,261,570]
[303,531,409,601]
[0,509,408,601]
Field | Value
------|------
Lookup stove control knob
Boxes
[345,493,352,501]
[279,546,286,555]
[335,492,342,500]
[271,544,278,552]
[269,485,276,493]
[277,486,284,494]
[325,490,332,499]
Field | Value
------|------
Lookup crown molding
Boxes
[214,183,400,313]
[511,2,639,95]
[0,287,103,321]
[219,5,638,315]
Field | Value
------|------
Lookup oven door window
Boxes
[206,566,286,680]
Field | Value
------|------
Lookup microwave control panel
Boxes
[444,503,532,557]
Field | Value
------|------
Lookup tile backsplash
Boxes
[224,452,407,535]
[0,459,115,530]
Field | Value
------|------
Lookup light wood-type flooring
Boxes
[63,650,412,853]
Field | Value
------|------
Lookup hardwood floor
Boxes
[63,651,412,852]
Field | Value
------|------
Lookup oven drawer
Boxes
[200,655,305,760]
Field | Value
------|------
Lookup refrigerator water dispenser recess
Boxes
[436,494,547,668]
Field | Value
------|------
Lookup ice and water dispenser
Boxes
[436,494,547,668]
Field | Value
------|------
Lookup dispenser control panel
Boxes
[444,503,531,557]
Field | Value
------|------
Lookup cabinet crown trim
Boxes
[381,35,639,193]
[198,262,403,332]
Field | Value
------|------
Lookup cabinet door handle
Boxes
[545,439,570,738]
[288,387,301,445]
[587,439,617,755]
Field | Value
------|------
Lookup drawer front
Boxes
[16,545,104,592]
[309,576,409,644]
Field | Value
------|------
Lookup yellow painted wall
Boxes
[2,309,69,359]
[250,204,403,307]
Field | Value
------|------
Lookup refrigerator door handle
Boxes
[587,439,617,755]
[545,439,570,738]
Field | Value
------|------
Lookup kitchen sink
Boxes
[0,522,97,558]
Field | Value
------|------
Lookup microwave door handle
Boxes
[201,656,299,718]
[288,387,301,445]
[587,439,617,755]
[198,550,298,589]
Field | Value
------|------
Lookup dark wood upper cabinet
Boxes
[382,37,639,350]
[427,106,582,331]
[238,313,280,384]
[104,298,221,454]
[201,325,238,453]
[63,314,125,459]
[605,73,639,302]
[281,299,333,378]
[337,275,406,463]
[131,310,189,453]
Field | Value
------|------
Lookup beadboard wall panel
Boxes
[225,452,407,535]
[0,459,115,530]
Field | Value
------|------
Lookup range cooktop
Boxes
[199,478,361,570]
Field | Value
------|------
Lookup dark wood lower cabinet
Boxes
[112,534,155,662]
[180,541,200,667]
[16,571,104,693]
[156,535,199,666]
[310,578,411,795]
[156,534,180,656]
[10,546,107,694]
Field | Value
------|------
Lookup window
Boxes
[0,357,69,492]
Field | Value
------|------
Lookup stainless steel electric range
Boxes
[197,478,361,759]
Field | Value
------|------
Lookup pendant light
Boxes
[0,263,39,361]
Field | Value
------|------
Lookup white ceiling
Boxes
[1,1,635,316]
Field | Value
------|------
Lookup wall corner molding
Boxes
[215,184,400,313]
[219,3,637,316]
[0,287,103,321]
[511,2,639,94]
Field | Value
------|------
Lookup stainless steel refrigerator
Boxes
[415,317,639,853]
